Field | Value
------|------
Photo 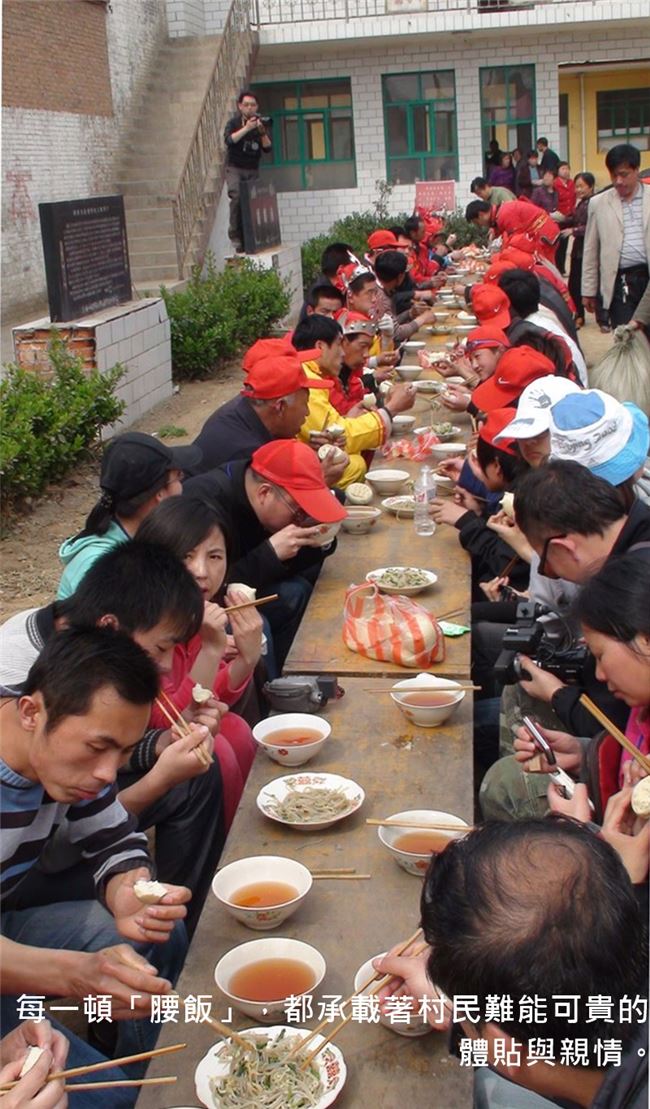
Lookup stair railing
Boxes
[172,0,257,277]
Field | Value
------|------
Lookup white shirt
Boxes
[619,185,647,271]
[525,310,588,385]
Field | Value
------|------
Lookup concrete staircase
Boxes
[115,36,224,286]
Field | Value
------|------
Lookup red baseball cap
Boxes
[479,408,518,455]
[241,338,328,399]
[368,229,399,250]
[472,346,557,412]
[465,325,511,352]
[251,440,346,523]
[470,284,511,329]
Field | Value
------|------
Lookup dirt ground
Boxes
[0,321,612,620]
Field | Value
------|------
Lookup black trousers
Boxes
[609,265,650,327]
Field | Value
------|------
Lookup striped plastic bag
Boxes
[343,582,445,669]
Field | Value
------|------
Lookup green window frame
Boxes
[479,65,536,164]
[597,88,650,152]
[381,71,458,185]
[250,78,356,192]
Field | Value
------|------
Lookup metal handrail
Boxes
[172,0,257,276]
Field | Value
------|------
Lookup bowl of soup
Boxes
[215,937,326,1022]
[391,414,416,436]
[390,673,465,727]
[395,364,422,382]
[365,468,410,496]
[341,506,382,534]
[378,809,469,876]
[252,712,331,767]
[354,952,434,1037]
[212,855,312,930]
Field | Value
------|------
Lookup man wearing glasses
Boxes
[184,439,345,669]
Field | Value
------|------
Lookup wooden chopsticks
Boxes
[65,1076,176,1092]
[155,689,212,768]
[580,695,650,775]
[364,682,479,692]
[366,817,472,832]
[222,593,278,615]
[0,1043,185,1093]
[500,554,520,580]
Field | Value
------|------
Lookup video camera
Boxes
[493,600,588,686]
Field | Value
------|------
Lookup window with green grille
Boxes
[382,71,458,185]
[479,65,536,167]
[597,88,650,152]
[250,79,356,191]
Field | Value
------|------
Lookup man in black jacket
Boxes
[224,90,272,253]
[184,439,345,669]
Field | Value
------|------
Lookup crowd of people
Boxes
[1,138,649,1108]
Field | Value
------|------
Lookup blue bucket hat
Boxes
[549,390,649,485]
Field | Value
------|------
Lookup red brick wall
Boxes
[2,0,113,116]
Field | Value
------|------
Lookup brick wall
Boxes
[166,0,207,36]
[2,0,168,319]
[250,22,649,244]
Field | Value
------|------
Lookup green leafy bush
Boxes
[1,333,125,509]
[161,255,291,381]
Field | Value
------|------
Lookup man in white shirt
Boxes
[582,143,650,326]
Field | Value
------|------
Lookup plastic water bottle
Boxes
[414,465,436,536]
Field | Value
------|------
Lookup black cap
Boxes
[100,432,202,500]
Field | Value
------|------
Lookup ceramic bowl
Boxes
[378,809,469,876]
[391,414,416,435]
[365,468,410,496]
[402,340,426,352]
[252,712,331,767]
[257,772,365,831]
[366,566,437,596]
[354,953,433,1037]
[214,938,326,1022]
[390,672,464,727]
[341,506,382,534]
[430,441,466,458]
[212,855,312,930]
[311,521,341,548]
[381,495,416,517]
[395,364,422,382]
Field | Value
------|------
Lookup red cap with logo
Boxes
[251,440,347,523]
[367,230,399,250]
[478,408,518,455]
[470,284,511,329]
[241,338,328,399]
[472,346,557,412]
[465,325,511,351]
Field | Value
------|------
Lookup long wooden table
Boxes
[137,678,473,1107]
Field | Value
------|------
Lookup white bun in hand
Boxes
[228,582,256,603]
[19,1047,45,1077]
[631,776,650,818]
[318,444,347,465]
[192,683,212,705]
[133,879,169,905]
[501,492,515,520]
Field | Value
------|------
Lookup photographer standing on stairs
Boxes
[224,89,272,254]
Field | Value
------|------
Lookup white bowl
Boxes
[390,672,465,727]
[365,468,410,496]
[433,311,450,320]
[195,1026,346,1108]
[378,809,469,876]
[366,566,437,596]
[402,340,426,351]
[354,953,433,1037]
[445,376,466,384]
[452,324,476,333]
[257,772,365,831]
[214,938,326,1022]
[391,414,416,435]
[395,364,422,382]
[311,521,341,548]
[430,441,467,457]
[341,506,382,534]
[414,379,445,395]
[212,855,312,930]
[413,425,461,441]
[253,712,331,767]
[381,495,416,517]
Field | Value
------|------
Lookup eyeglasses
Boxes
[273,484,314,528]
[538,533,566,577]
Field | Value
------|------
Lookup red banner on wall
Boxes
[415,180,456,213]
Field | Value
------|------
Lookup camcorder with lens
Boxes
[493,600,588,686]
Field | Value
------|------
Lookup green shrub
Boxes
[161,255,291,381]
[0,333,125,509]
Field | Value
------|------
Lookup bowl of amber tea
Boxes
[253,712,331,767]
[378,809,469,877]
[390,673,465,727]
[215,937,326,1022]
[212,855,312,931]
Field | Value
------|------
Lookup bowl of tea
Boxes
[378,809,469,876]
[212,854,312,931]
[390,672,464,727]
[252,712,331,767]
[215,936,326,1022]
[354,952,434,1037]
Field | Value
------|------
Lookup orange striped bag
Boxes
[343,582,445,669]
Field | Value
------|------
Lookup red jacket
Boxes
[554,177,576,217]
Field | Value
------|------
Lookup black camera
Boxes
[494,600,588,686]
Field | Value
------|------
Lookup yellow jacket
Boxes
[298,361,386,454]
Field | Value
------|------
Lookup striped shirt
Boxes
[619,186,647,271]
[0,760,150,903]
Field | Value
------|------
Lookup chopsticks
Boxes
[155,690,212,768]
[0,1044,186,1092]
[580,696,650,774]
[366,817,472,832]
[363,682,479,692]
[294,927,425,1067]
[311,872,371,880]
[65,1077,176,1092]
[222,593,278,616]
[500,554,520,579]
